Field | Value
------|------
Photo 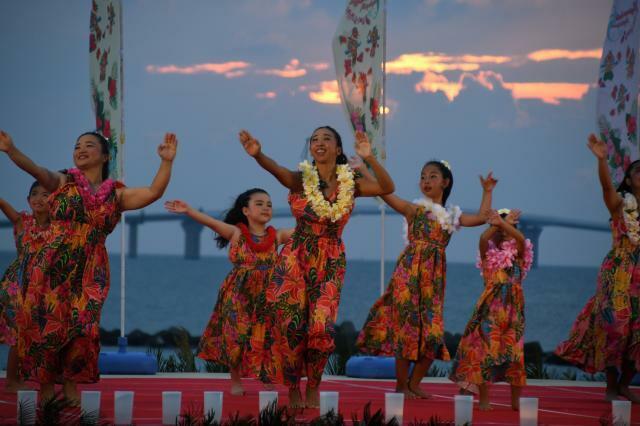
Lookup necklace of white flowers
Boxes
[621,192,640,244]
[299,160,355,222]
[402,197,462,244]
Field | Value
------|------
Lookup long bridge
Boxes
[2,207,609,268]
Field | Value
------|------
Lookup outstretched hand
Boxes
[238,130,261,157]
[587,133,607,160]
[0,130,14,153]
[505,209,522,225]
[354,131,372,159]
[164,199,190,214]
[158,133,178,162]
[486,210,503,226]
[479,172,497,192]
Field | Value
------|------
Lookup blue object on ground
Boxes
[346,356,396,379]
[99,337,157,375]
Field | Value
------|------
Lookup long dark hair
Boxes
[76,131,110,181]
[28,181,43,197]
[311,126,348,165]
[215,188,270,249]
[423,160,454,205]
[617,159,640,194]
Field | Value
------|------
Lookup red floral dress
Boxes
[255,190,353,387]
[198,224,278,373]
[16,168,123,383]
[449,239,534,392]
[357,206,456,361]
[0,213,54,345]
[556,217,640,373]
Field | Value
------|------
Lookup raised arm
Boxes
[479,222,499,258]
[118,133,177,211]
[165,200,239,241]
[238,130,301,191]
[0,198,21,225]
[588,134,623,215]
[0,130,63,191]
[459,172,497,227]
[353,132,395,197]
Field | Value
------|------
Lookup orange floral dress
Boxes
[198,224,278,373]
[449,239,533,391]
[254,190,353,387]
[0,213,54,345]
[357,205,458,361]
[16,168,123,383]
[556,216,640,373]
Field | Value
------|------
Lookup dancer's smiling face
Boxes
[242,192,273,225]
[73,134,109,172]
[309,127,342,165]
[27,184,50,215]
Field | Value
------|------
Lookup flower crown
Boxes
[497,208,511,216]
[440,160,452,171]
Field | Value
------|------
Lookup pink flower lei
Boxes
[68,168,116,209]
[476,238,534,279]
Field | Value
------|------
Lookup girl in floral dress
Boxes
[165,189,293,396]
[0,130,178,403]
[555,134,640,403]
[449,209,533,411]
[0,183,51,392]
[238,127,394,409]
[357,160,496,399]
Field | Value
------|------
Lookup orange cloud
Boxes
[503,82,591,105]
[387,52,511,75]
[306,62,330,71]
[145,62,251,77]
[308,80,341,104]
[256,91,277,99]
[527,48,601,62]
[415,70,590,105]
[257,58,307,78]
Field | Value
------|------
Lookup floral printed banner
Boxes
[89,0,123,179]
[332,0,385,163]
[597,0,640,186]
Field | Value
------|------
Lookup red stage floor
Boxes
[1,375,639,425]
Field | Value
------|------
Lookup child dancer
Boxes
[556,134,640,403]
[449,209,533,410]
[238,127,394,408]
[357,160,496,399]
[165,189,293,395]
[0,183,51,392]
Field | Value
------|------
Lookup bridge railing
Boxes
[0,206,610,268]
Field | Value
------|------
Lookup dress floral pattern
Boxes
[16,168,123,383]
[357,206,458,361]
[556,216,640,373]
[255,189,353,387]
[0,213,55,345]
[198,224,278,373]
[449,239,533,392]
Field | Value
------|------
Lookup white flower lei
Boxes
[622,192,640,244]
[299,160,355,222]
[402,197,462,245]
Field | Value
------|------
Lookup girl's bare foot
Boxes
[605,388,620,402]
[510,385,522,411]
[288,387,304,409]
[479,401,493,411]
[230,381,245,396]
[305,385,320,408]
[618,386,640,404]
[395,385,417,400]
[4,381,31,393]
[407,383,431,399]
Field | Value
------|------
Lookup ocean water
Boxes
[0,251,600,355]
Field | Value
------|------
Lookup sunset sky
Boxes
[0,0,615,266]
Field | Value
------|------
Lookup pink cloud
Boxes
[256,91,277,99]
[257,58,307,78]
[527,48,602,62]
[145,62,251,78]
